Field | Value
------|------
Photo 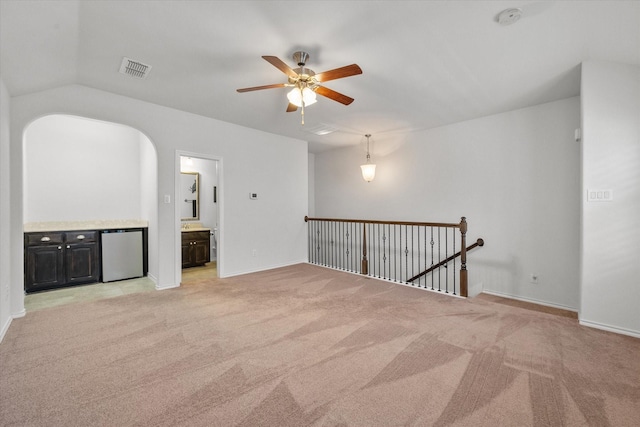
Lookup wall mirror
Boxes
[180,172,199,220]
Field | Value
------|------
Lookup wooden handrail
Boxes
[304,216,461,229]
[407,238,484,283]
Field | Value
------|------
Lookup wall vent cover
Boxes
[119,57,152,79]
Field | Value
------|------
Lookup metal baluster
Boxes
[382,225,387,280]
[404,225,408,283]
[393,224,397,282]
[331,221,335,268]
[377,223,380,278]
[437,227,442,291]
[315,223,319,264]
[453,228,457,295]
[431,227,436,291]
[445,227,448,293]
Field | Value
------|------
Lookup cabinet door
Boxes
[25,245,65,292]
[65,242,98,285]
[193,241,210,266]
[181,242,192,268]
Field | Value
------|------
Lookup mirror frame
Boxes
[180,172,199,221]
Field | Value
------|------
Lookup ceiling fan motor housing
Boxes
[293,51,310,66]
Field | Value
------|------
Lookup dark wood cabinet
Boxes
[181,230,210,268]
[25,244,65,290]
[25,231,99,293]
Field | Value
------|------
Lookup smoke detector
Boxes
[497,8,523,26]
[119,57,152,79]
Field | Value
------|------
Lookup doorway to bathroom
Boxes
[177,153,221,285]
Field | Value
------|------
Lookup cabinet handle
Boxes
[77,235,85,240]
[57,246,62,250]
[41,236,51,242]
[66,245,70,249]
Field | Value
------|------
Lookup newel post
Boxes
[459,217,468,297]
[361,222,369,275]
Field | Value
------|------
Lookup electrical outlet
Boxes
[530,274,539,285]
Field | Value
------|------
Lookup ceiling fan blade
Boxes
[314,64,362,82]
[286,103,298,112]
[236,83,287,93]
[314,86,355,105]
[262,56,298,79]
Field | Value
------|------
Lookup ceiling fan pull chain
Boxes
[301,101,305,125]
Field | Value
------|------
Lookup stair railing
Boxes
[304,216,483,297]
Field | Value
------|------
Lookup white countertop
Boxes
[24,219,149,232]
[181,222,211,232]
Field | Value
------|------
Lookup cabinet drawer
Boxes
[25,232,64,245]
[181,231,210,242]
[66,231,97,243]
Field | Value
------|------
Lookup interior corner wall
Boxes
[580,60,640,337]
[314,97,581,310]
[0,76,13,341]
[9,84,308,309]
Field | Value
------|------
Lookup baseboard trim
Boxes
[0,315,11,343]
[147,273,158,286]
[155,282,179,291]
[481,290,577,313]
[579,319,640,339]
[222,259,308,279]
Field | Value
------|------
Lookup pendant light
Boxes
[360,134,376,182]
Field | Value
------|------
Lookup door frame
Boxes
[174,150,223,285]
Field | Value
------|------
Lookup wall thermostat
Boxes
[250,193,258,200]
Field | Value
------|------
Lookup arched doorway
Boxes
[22,114,159,309]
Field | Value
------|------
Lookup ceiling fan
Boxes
[237,51,362,124]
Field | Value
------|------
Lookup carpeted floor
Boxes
[1,263,639,426]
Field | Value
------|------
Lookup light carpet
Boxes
[1,263,639,426]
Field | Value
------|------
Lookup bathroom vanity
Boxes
[181,226,211,268]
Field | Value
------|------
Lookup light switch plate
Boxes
[587,189,613,202]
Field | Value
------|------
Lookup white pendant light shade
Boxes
[360,134,376,182]
[360,163,376,182]
[287,87,317,107]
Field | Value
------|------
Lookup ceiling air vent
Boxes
[303,123,338,136]
[119,57,152,79]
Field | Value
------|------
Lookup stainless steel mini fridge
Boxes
[101,229,143,282]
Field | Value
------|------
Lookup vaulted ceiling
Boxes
[1,1,639,152]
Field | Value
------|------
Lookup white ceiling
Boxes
[1,1,639,152]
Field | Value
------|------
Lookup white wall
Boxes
[24,115,144,222]
[139,132,158,283]
[314,97,581,310]
[0,76,13,341]
[580,61,640,336]
[308,153,315,217]
[9,84,308,315]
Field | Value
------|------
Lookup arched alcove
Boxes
[23,114,159,288]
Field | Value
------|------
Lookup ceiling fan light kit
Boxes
[237,51,362,125]
[287,86,316,107]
